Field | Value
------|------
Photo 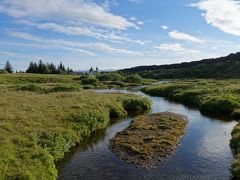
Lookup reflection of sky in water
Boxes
[58,89,238,180]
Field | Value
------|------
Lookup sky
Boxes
[0,0,240,71]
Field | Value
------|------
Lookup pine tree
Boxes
[89,66,94,74]
[4,61,13,73]
[26,62,34,73]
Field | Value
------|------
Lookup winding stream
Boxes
[57,88,237,180]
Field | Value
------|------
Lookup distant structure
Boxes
[89,66,99,75]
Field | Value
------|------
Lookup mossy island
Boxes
[109,112,187,168]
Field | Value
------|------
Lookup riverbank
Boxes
[0,74,152,179]
[109,112,187,168]
[142,79,240,178]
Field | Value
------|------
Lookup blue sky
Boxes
[0,0,240,71]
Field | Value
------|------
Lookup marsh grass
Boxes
[110,112,187,168]
[0,74,152,179]
[142,80,240,118]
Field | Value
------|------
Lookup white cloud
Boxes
[8,31,143,56]
[155,43,187,52]
[161,25,169,30]
[155,43,200,54]
[0,0,136,30]
[0,50,44,59]
[128,0,144,4]
[169,31,204,44]
[191,0,240,36]
[17,21,147,45]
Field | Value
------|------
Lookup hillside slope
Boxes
[120,52,240,79]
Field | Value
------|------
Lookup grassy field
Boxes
[0,73,154,90]
[110,112,187,168]
[142,79,240,178]
[0,74,152,179]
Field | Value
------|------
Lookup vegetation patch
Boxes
[0,75,152,179]
[142,80,240,118]
[231,124,240,178]
[109,112,187,168]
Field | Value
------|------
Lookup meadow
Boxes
[142,79,240,178]
[0,73,152,179]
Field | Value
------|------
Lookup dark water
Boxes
[57,89,237,180]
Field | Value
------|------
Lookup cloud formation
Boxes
[169,31,204,44]
[0,0,136,30]
[155,43,187,52]
[8,31,143,56]
[191,0,240,36]
[17,21,147,45]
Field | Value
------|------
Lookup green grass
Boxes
[0,73,155,90]
[142,79,240,177]
[110,112,187,168]
[0,74,152,179]
[142,79,240,118]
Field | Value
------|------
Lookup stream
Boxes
[57,88,237,180]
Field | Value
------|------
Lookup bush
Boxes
[0,69,8,74]
[124,74,143,84]
[122,97,152,114]
[80,75,99,85]
[200,95,239,115]
[96,73,123,81]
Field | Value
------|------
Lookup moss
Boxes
[110,112,187,168]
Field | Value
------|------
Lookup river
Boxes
[57,88,237,180]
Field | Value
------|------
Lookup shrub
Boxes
[124,74,143,84]
[0,69,8,74]
[49,84,82,93]
[80,75,99,85]
[200,95,239,115]
[96,72,123,81]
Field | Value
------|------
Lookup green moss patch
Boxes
[109,112,187,168]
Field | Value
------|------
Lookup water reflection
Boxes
[58,89,237,180]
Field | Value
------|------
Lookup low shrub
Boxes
[200,95,239,115]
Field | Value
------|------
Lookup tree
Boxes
[58,62,66,74]
[4,61,13,73]
[89,66,94,74]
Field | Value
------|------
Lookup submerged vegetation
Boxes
[110,112,187,168]
[0,74,152,179]
[142,79,240,178]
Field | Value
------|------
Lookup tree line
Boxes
[0,60,74,74]
[26,60,73,74]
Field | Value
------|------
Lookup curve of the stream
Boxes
[57,88,237,180]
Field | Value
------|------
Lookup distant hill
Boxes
[120,52,240,79]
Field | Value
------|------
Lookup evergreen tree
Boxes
[58,62,66,74]
[89,66,94,74]
[26,62,34,73]
[4,61,13,73]
[48,63,57,74]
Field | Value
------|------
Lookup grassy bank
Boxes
[142,79,240,177]
[0,74,152,179]
[142,80,240,118]
[110,112,187,168]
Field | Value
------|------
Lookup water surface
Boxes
[58,89,237,180]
